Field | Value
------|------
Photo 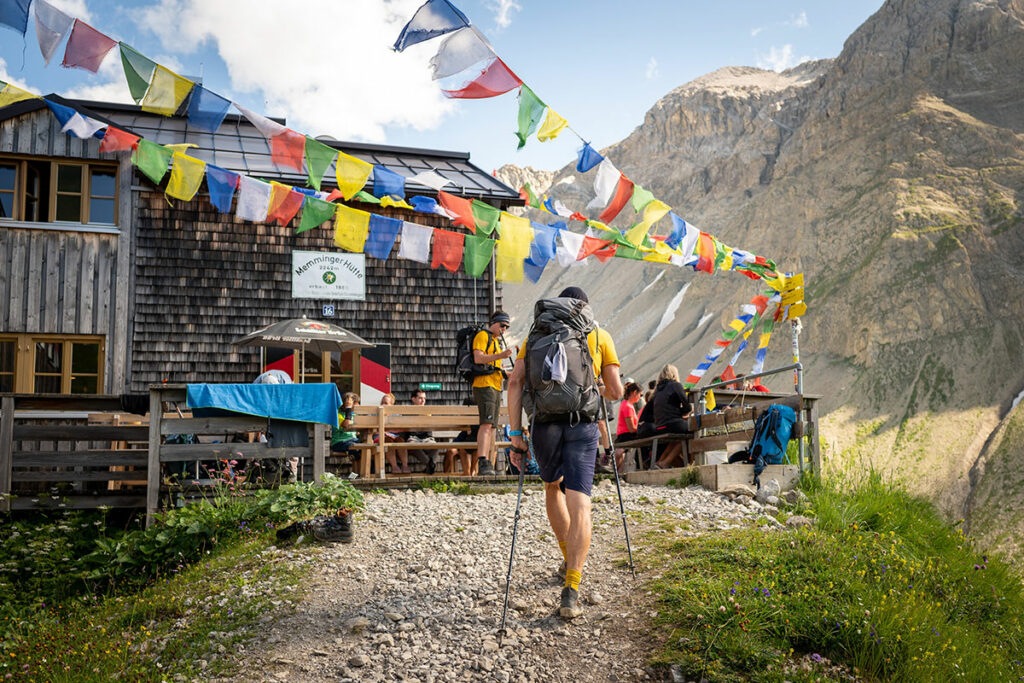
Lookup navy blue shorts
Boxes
[530,421,599,496]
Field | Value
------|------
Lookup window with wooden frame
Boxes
[292,349,360,394]
[0,333,104,394]
[0,156,118,226]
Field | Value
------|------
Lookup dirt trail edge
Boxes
[231,481,763,683]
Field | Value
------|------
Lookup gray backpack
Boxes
[523,297,601,424]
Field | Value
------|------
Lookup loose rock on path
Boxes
[232,480,766,682]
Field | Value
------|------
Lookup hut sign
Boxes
[292,251,365,301]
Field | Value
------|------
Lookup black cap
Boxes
[558,286,589,303]
[490,312,511,325]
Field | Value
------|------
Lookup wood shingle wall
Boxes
[131,189,504,405]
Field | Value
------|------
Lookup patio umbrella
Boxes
[232,317,373,382]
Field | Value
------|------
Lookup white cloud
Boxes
[787,11,809,29]
[61,50,134,103]
[47,0,91,22]
[0,59,35,92]
[750,26,764,37]
[645,57,659,80]
[756,44,811,72]
[132,0,454,142]
[486,0,521,29]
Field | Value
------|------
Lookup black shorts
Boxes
[656,418,691,435]
[531,421,599,496]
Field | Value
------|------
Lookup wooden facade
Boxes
[0,98,520,405]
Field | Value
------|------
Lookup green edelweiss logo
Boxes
[322,271,337,284]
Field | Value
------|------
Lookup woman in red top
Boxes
[613,382,642,470]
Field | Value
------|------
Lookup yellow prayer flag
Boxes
[729,318,746,333]
[537,108,568,142]
[495,254,525,283]
[704,390,716,411]
[165,143,198,154]
[334,204,370,252]
[497,212,533,258]
[335,152,372,200]
[625,199,671,246]
[0,83,40,108]
[141,65,194,117]
[720,248,734,271]
[165,152,206,201]
[380,196,415,211]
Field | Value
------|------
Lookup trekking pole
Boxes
[601,397,636,578]
[497,443,528,646]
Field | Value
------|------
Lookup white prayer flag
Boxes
[34,0,74,66]
[586,159,619,210]
[61,112,105,139]
[233,102,286,140]
[429,26,495,80]
[556,230,585,267]
[235,176,272,222]
[398,221,432,263]
[677,218,700,260]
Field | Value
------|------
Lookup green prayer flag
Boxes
[522,182,540,209]
[120,43,157,105]
[614,243,643,260]
[630,185,654,213]
[297,196,336,234]
[714,239,728,269]
[354,190,381,204]
[305,137,336,191]
[131,139,172,184]
[471,199,499,236]
[515,85,546,150]
[463,234,495,277]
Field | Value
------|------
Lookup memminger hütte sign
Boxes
[292,251,365,301]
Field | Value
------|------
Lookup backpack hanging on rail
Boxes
[455,324,500,383]
[522,297,600,424]
[749,404,797,488]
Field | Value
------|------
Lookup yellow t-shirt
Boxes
[516,327,620,380]
[472,329,504,391]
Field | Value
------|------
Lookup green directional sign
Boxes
[419,382,442,391]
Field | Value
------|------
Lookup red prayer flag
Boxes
[752,295,770,314]
[594,244,617,263]
[324,189,345,202]
[98,126,140,153]
[695,232,715,273]
[61,19,117,73]
[437,191,475,231]
[569,212,588,223]
[270,129,306,172]
[578,233,613,260]
[597,174,634,224]
[442,58,522,99]
[267,186,304,226]
[431,228,465,273]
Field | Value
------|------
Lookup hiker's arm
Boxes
[600,364,623,401]
[474,347,513,363]
[507,358,527,467]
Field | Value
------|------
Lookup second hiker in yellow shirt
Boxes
[472,311,513,476]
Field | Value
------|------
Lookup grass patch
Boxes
[647,472,1024,681]
[667,467,702,488]
[417,479,512,495]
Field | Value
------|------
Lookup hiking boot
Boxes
[557,560,567,580]
[477,459,496,476]
[315,511,354,543]
[559,586,583,619]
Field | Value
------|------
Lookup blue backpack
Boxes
[750,404,797,488]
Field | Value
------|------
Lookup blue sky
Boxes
[1,0,883,173]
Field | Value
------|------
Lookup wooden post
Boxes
[0,397,14,513]
[312,422,326,484]
[376,405,387,479]
[145,388,162,528]
[809,399,822,476]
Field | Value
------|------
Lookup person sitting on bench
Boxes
[614,382,642,470]
[652,364,692,469]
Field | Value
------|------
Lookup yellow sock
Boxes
[558,541,567,562]
[565,569,582,591]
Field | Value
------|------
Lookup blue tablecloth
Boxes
[186,384,343,428]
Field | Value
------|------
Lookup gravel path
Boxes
[232,481,767,682]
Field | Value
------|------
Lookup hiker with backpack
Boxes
[462,311,513,476]
[507,286,623,619]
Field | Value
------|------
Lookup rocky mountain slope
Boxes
[498,0,1024,541]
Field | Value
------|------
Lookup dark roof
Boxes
[1,96,522,203]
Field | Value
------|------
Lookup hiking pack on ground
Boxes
[455,324,500,383]
[749,404,797,487]
[522,297,601,424]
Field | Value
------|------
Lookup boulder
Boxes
[755,479,781,504]
[721,484,756,498]
[786,515,813,528]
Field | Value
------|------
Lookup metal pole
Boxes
[600,398,636,578]
[498,445,528,646]
[796,361,805,471]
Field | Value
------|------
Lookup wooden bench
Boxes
[345,405,512,479]
[615,394,809,468]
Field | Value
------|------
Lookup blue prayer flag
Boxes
[205,165,239,213]
[186,86,231,133]
[44,99,76,128]
[528,222,557,264]
[393,0,470,51]
[548,221,567,232]
[575,143,603,173]
[365,214,402,260]
[667,212,686,249]
[372,165,406,199]
[410,195,441,215]
[523,258,547,283]
[0,0,31,35]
